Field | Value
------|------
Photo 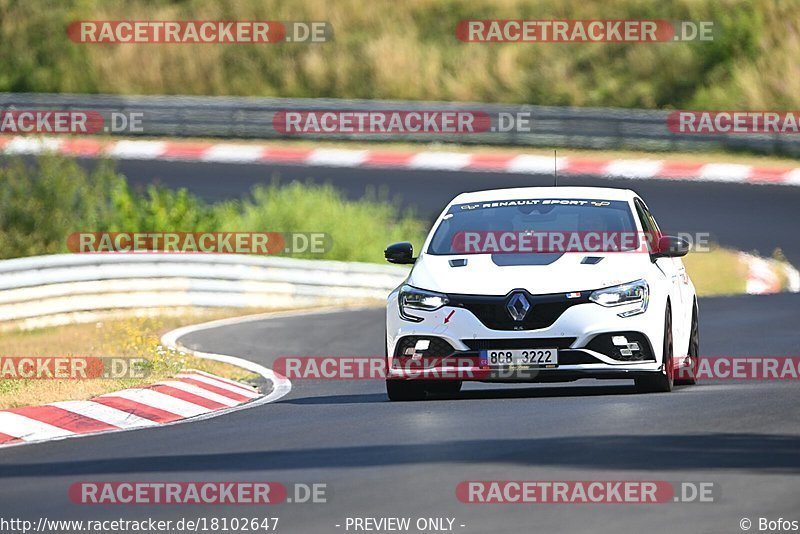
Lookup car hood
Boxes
[408,252,651,295]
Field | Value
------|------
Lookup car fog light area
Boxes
[587,332,654,362]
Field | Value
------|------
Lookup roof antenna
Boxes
[553,149,558,186]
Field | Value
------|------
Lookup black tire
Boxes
[386,380,426,401]
[635,305,674,393]
[676,302,699,386]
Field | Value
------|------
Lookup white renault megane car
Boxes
[384,186,699,400]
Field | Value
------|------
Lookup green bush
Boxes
[109,182,223,233]
[230,181,426,262]
[0,155,426,262]
[0,156,123,258]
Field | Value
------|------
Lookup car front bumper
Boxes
[386,290,667,382]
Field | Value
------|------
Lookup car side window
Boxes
[634,199,657,252]
[641,203,662,235]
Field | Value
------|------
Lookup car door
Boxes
[635,199,689,351]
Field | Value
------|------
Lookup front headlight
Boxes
[398,285,449,322]
[589,279,649,317]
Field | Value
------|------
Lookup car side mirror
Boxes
[384,242,415,264]
[653,235,690,258]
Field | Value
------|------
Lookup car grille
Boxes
[462,338,576,350]
[395,337,603,366]
[449,290,591,331]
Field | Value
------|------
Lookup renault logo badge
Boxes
[506,293,530,321]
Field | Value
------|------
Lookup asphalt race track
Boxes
[1,157,799,533]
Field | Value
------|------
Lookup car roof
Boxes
[450,186,638,204]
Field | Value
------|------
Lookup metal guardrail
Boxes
[1,93,797,156]
[0,254,407,329]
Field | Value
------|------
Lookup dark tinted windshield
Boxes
[427,198,637,255]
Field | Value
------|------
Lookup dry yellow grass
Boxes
[0,301,383,409]
[0,308,278,410]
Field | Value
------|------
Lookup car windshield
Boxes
[427,198,639,255]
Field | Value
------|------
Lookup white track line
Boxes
[176,372,260,398]
[784,169,800,186]
[0,412,74,441]
[4,137,62,154]
[181,369,262,394]
[604,159,664,179]
[49,400,158,429]
[698,163,751,183]
[306,149,368,167]
[507,155,567,174]
[158,380,241,407]
[200,144,265,163]
[101,388,211,418]
[107,140,167,159]
[408,152,471,170]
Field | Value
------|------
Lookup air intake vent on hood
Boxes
[581,256,604,265]
[449,258,467,267]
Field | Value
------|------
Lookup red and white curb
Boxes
[0,310,301,448]
[741,252,800,295]
[0,370,261,446]
[2,136,800,186]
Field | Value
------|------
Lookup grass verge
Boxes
[682,247,749,296]
[0,308,284,410]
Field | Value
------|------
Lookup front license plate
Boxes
[481,348,558,368]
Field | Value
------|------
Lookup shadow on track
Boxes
[283,383,654,405]
[3,433,798,477]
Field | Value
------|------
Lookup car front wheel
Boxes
[676,302,699,386]
[635,305,674,393]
